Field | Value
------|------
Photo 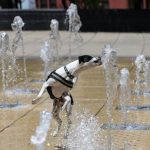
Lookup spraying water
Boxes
[40,41,53,79]
[31,110,52,150]
[49,19,61,63]
[119,68,131,125]
[0,32,10,104]
[101,44,118,150]
[65,109,106,150]
[144,60,150,96]
[11,16,28,84]
[134,54,146,101]
[101,45,118,100]
[65,3,83,60]
[0,32,18,107]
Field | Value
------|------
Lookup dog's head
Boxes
[78,55,102,68]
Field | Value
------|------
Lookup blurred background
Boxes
[0,0,150,31]
[0,0,149,10]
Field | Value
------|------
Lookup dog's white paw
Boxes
[52,131,58,137]
[61,105,66,111]
[32,97,41,104]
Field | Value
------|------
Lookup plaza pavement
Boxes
[5,31,150,58]
[1,31,150,150]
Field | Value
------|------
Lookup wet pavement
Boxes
[0,31,150,149]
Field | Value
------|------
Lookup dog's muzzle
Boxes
[94,57,102,65]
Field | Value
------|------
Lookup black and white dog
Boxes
[32,55,102,137]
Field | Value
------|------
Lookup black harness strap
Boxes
[46,71,73,88]
[46,70,74,102]
[46,86,58,99]
[47,86,74,105]
[64,66,74,79]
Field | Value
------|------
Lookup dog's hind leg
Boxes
[64,102,72,139]
[66,102,72,124]
[52,103,62,137]
[52,115,62,137]
[61,95,71,111]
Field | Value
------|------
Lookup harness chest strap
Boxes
[64,66,74,79]
[47,71,74,88]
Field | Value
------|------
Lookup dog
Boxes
[32,55,102,138]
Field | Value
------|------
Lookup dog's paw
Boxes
[32,97,41,104]
[61,105,66,112]
[52,131,58,137]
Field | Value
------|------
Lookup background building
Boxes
[0,0,150,32]
[109,0,149,9]
[0,0,149,9]
[35,0,150,9]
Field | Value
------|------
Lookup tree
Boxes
[0,0,13,8]
[83,0,100,9]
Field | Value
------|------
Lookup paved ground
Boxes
[0,58,150,150]
[1,31,150,150]
[4,31,150,58]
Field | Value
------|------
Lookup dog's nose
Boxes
[94,57,102,65]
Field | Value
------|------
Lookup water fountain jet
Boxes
[40,41,53,79]
[119,68,130,125]
[49,19,61,63]
[65,109,106,150]
[143,60,150,96]
[31,110,52,150]
[101,44,118,150]
[11,16,28,85]
[134,54,146,101]
[0,32,19,108]
[65,3,83,60]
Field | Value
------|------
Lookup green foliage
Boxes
[0,0,13,8]
[83,0,100,9]
[0,0,7,5]
[0,0,4,5]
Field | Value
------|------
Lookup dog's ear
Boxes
[78,55,93,64]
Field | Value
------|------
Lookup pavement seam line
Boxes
[0,96,49,134]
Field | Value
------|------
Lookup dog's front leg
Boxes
[32,82,49,104]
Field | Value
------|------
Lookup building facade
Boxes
[0,0,149,9]
[109,0,149,9]
[35,0,150,9]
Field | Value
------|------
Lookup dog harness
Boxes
[46,86,56,99]
[46,70,74,88]
[46,69,74,99]
[46,86,74,105]
[64,66,74,79]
